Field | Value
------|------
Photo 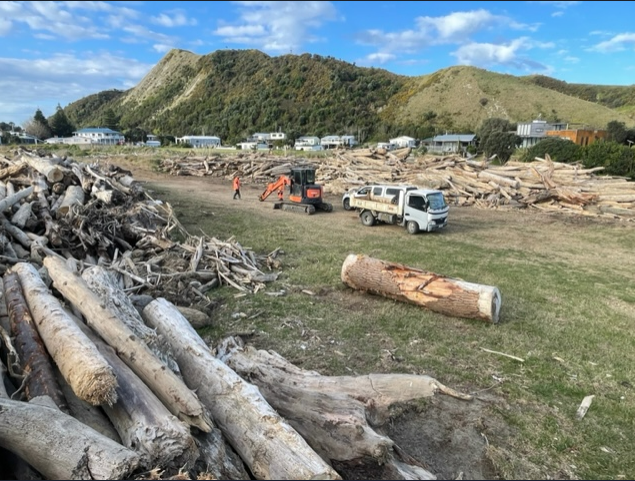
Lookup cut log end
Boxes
[75,367,119,406]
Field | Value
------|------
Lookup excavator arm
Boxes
[259,175,291,201]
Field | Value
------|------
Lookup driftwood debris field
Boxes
[159,148,635,221]
[0,148,477,480]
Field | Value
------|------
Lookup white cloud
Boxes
[365,52,396,64]
[452,37,553,72]
[530,1,580,8]
[153,43,174,53]
[564,56,580,63]
[213,1,339,53]
[589,33,635,53]
[0,18,12,36]
[151,10,197,28]
[356,9,541,62]
[0,52,153,123]
[551,11,564,17]
[590,30,613,37]
[123,24,178,44]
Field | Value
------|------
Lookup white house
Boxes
[422,134,476,154]
[269,132,286,141]
[516,119,567,148]
[145,134,160,147]
[11,131,42,144]
[341,135,358,147]
[294,136,323,151]
[321,135,357,149]
[175,135,221,148]
[45,136,93,145]
[237,141,269,150]
[250,132,287,143]
[377,142,394,151]
[389,136,416,149]
[73,127,125,145]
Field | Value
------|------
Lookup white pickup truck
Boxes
[345,184,449,234]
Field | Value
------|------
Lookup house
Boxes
[11,131,41,144]
[545,128,608,146]
[321,135,357,149]
[236,141,269,150]
[294,136,323,151]
[175,135,221,148]
[341,135,358,147]
[516,119,567,148]
[376,142,394,151]
[269,132,286,141]
[389,136,416,149]
[423,134,476,154]
[45,136,93,145]
[250,132,287,143]
[73,127,125,145]
[145,134,160,147]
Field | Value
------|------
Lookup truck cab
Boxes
[401,189,449,234]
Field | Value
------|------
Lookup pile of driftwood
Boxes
[0,148,473,480]
[158,149,635,220]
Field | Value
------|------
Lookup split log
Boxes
[42,256,212,432]
[341,254,502,323]
[142,297,341,481]
[217,336,471,479]
[57,185,85,216]
[69,312,199,471]
[20,154,64,183]
[81,265,181,375]
[0,161,27,180]
[55,368,122,444]
[4,272,68,411]
[10,201,33,228]
[11,262,118,405]
[0,186,34,213]
[0,397,140,481]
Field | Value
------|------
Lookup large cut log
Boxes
[0,186,34,213]
[81,266,181,375]
[10,201,33,229]
[11,262,118,405]
[341,254,502,323]
[0,397,140,480]
[57,185,85,216]
[69,311,199,471]
[42,256,212,432]
[20,154,64,183]
[142,298,341,481]
[4,271,68,411]
[217,336,471,479]
[0,161,27,181]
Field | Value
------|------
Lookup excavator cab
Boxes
[289,166,323,206]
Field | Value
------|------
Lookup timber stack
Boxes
[0,148,471,480]
[158,150,635,221]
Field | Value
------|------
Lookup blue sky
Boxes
[1,1,634,124]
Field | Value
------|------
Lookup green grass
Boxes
[146,176,635,480]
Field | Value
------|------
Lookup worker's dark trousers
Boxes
[233,189,241,200]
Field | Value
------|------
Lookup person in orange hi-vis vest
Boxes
[232,175,241,200]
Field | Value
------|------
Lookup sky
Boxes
[1,0,634,125]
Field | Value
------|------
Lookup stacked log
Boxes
[158,150,635,221]
[0,148,473,480]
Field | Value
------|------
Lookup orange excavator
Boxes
[259,165,333,215]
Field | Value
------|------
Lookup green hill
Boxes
[63,49,635,143]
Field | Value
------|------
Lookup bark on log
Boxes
[69,312,199,471]
[1,216,31,248]
[194,430,251,480]
[341,254,502,323]
[20,155,64,183]
[216,336,469,478]
[142,297,341,481]
[11,262,118,406]
[81,266,181,376]
[0,397,140,480]
[57,185,85,216]
[176,305,213,329]
[55,368,122,444]
[0,186,34,213]
[4,271,68,412]
[0,161,27,181]
[33,175,62,247]
[43,256,212,432]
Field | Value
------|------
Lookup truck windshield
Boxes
[426,193,447,210]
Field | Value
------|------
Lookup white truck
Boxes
[346,184,449,234]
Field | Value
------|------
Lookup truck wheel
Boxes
[343,198,351,211]
[406,221,419,235]
[361,211,375,226]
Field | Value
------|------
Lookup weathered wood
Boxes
[1,216,31,248]
[0,186,34,214]
[142,297,341,481]
[217,336,469,479]
[176,305,213,329]
[81,265,181,375]
[194,429,251,480]
[10,201,33,229]
[43,255,212,432]
[4,272,68,411]
[341,254,502,323]
[20,154,63,183]
[0,162,26,181]
[0,397,140,481]
[11,262,118,406]
[33,176,62,246]
[69,312,199,471]
[57,185,85,216]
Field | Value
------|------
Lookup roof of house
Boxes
[181,135,220,140]
[321,135,340,140]
[431,134,476,142]
[75,127,122,134]
[390,136,415,141]
[298,136,320,139]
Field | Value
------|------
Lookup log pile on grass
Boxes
[0,148,473,480]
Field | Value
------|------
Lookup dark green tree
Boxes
[522,137,582,163]
[477,118,516,151]
[606,120,628,144]
[101,108,119,131]
[483,132,521,164]
[123,127,147,143]
[581,140,635,178]
[34,108,49,127]
[24,108,52,139]
[48,104,75,137]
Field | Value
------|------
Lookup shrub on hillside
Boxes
[522,137,582,163]
[581,141,635,178]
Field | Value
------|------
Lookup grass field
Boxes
[143,171,635,480]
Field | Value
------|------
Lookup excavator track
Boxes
[279,203,316,215]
